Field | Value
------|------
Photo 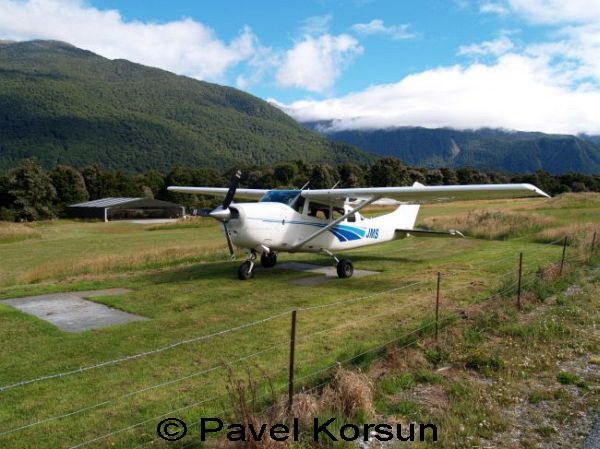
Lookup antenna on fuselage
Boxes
[330,181,340,189]
[300,180,310,190]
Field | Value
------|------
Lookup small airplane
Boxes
[168,172,549,280]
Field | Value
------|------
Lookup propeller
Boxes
[208,170,241,259]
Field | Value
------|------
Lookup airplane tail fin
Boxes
[388,204,420,230]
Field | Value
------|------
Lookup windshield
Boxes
[259,190,301,207]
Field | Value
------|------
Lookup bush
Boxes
[465,349,504,371]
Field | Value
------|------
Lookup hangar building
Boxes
[65,198,185,221]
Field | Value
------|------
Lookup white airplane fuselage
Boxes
[224,202,420,253]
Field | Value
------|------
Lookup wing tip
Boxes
[523,183,551,198]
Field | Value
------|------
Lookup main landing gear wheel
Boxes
[336,259,354,279]
[260,251,277,268]
[238,261,254,280]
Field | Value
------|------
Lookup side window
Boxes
[332,207,345,221]
[307,202,330,219]
[347,213,356,222]
[316,209,328,220]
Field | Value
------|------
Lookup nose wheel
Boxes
[238,260,254,280]
[238,250,257,280]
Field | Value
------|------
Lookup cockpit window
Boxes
[259,190,301,207]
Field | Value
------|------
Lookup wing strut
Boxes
[290,197,378,251]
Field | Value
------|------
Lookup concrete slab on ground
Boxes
[270,262,378,286]
[1,288,145,332]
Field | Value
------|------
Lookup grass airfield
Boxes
[0,194,598,448]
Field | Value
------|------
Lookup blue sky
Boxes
[89,0,546,101]
[1,0,599,134]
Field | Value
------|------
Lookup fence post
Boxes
[560,236,568,275]
[435,272,440,342]
[592,231,597,258]
[517,252,523,310]
[287,310,297,413]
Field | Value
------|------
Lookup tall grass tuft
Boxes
[533,223,598,260]
[421,209,557,240]
[0,222,41,244]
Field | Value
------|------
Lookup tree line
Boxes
[1,158,598,221]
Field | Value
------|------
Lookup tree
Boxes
[408,168,426,184]
[81,164,114,199]
[50,165,89,207]
[309,163,338,189]
[6,159,56,221]
[338,163,365,187]
[0,173,15,221]
[368,158,410,187]
[135,170,165,198]
[440,168,458,185]
[425,169,444,185]
[274,162,299,187]
[456,167,489,184]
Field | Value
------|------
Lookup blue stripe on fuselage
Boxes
[248,217,366,242]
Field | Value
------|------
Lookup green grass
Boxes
[0,193,597,448]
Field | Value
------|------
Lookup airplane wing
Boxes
[167,186,268,201]
[301,183,549,204]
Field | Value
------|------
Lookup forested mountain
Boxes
[0,40,371,172]
[306,124,600,174]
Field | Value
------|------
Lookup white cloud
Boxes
[0,0,259,81]
[351,19,416,40]
[276,53,600,135]
[301,15,333,36]
[506,0,600,24]
[497,0,600,81]
[479,2,509,15]
[458,36,514,56]
[274,34,362,94]
[274,0,600,135]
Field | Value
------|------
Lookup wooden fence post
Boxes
[517,252,523,310]
[435,272,440,342]
[287,310,297,412]
[560,236,568,275]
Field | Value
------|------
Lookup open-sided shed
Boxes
[65,197,185,221]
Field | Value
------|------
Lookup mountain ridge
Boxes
[0,40,372,172]
[303,123,600,174]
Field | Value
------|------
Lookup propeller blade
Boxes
[222,223,235,259]
[222,170,242,209]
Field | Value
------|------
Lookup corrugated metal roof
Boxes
[69,198,141,208]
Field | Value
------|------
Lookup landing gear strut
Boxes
[238,250,257,280]
[321,249,354,279]
[260,251,277,268]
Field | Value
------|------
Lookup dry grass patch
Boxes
[533,223,598,257]
[225,367,288,449]
[321,366,375,419]
[535,192,600,209]
[538,262,569,282]
[18,244,226,283]
[289,393,320,427]
[421,209,557,240]
[0,222,41,243]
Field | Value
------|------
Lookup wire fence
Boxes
[0,232,597,449]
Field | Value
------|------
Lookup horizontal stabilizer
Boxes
[395,228,465,239]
